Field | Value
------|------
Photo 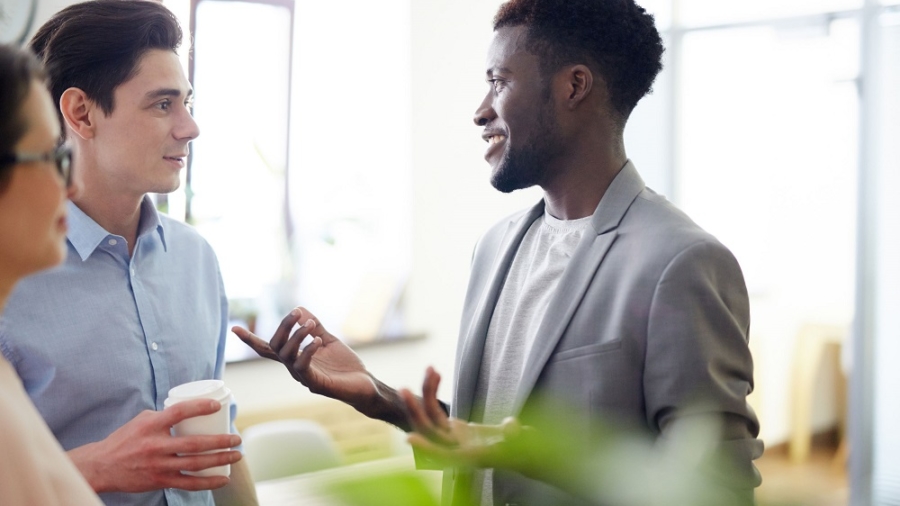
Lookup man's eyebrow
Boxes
[486,67,513,77]
[145,88,194,100]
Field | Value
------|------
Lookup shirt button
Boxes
[151,342,159,351]
[108,238,117,246]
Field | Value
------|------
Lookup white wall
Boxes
[30,0,72,36]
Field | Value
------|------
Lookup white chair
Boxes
[242,419,342,482]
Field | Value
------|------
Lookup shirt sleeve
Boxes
[211,264,241,439]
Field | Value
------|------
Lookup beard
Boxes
[490,101,564,193]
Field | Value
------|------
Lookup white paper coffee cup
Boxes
[164,379,234,477]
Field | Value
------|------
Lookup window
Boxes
[627,2,900,503]
[188,0,293,362]
[164,0,415,361]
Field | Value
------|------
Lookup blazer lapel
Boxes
[453,202,545,421]
[511,161,646,414]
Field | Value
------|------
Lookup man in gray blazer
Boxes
[236,0,762,504]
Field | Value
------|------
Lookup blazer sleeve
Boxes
[644,239,763,492]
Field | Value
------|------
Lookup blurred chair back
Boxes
[243,419,342,481]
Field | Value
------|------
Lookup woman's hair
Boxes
[0,44,47,190]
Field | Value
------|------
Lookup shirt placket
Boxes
[126,236,171,412]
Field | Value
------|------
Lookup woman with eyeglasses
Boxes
[0,43,102,505]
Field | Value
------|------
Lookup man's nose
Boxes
[473,92,496,126]
[177,109,200,141]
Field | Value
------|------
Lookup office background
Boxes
[18,0,900,503]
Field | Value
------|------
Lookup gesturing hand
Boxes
[402,367,524,469]
[68,399,242,493]
[232,307,379,409]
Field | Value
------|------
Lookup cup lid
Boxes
[164,379,231,406]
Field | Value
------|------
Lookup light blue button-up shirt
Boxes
[0,197,234,506]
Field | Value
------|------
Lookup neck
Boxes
[541,136,627,220]
[71,185,144,257]
[70,149,146,255]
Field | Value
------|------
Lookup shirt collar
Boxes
[67,196,168,261]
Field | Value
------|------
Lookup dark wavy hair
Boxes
[0,44,47,191]
[494,0,664,123]
[29,0,182,124]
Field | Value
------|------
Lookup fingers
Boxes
[403,367,450,439]
[296,309,333,343]
[276,319,315,364]
[169,434,242,455]
[401,388,455,446]
[86,409,243,494]
[172,449,243,473]
[407,433,458,469]
[294,307,323,330]
[407,432,443,455]
[422,367,450,431]
[294,335,323,373]
[501,417,522,440]
[269,308,307,352]
[231,326,280,361]
[159,399,222,427]
[244,306,330,362]
[407,433,489,467]
[155,473,232,491]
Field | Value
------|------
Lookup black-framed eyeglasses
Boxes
[0,145,73,188]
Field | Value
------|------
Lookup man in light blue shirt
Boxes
[0,1,256,505]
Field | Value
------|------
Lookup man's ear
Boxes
[59,87,97,140]
[559,64,596,110]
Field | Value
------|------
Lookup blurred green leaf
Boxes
[331,472,440,506]
[330,398,796,506]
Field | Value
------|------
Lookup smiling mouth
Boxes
[485,135,507,145]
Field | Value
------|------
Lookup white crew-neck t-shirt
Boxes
[470,211,592,505]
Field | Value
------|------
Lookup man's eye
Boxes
[488,79,505,92]
[185,99,194,112]
[156,100,171,111]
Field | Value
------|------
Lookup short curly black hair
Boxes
[494,0,664,122]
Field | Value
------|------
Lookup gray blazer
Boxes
[447,161,763,506]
